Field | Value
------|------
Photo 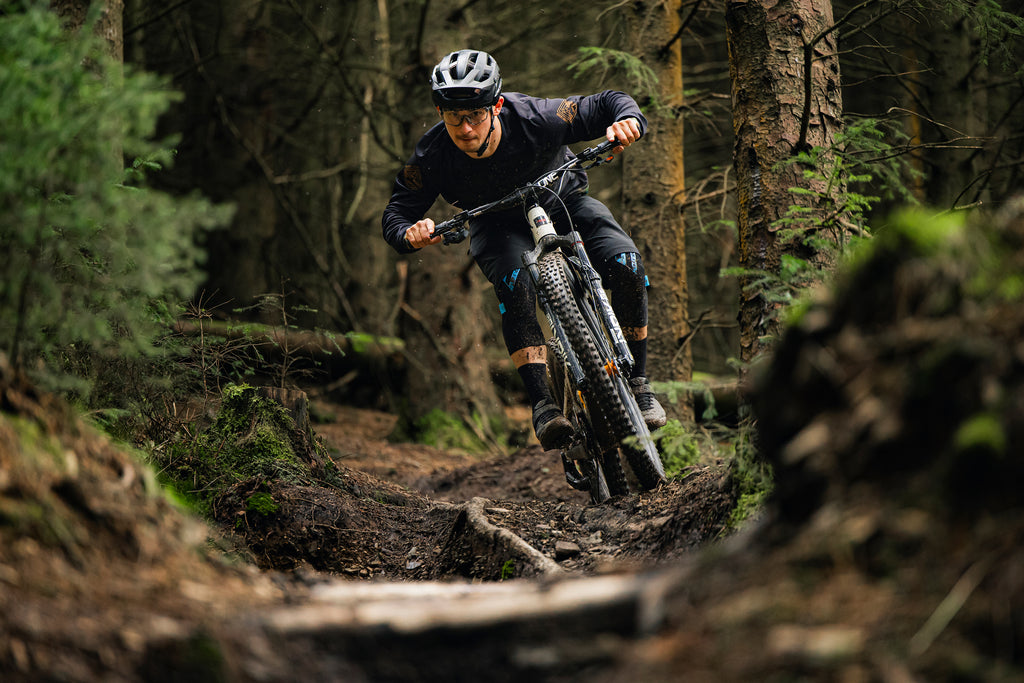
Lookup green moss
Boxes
[245,492,279,516]
[151,383,316,512]
[726,491,768,531]
[414,408,489,453]
[345,331,404,354]
[8,415,67,471]
[868,208,966,260]
[845,208,967,277]
[723,424,774,533]
[654,420,702,479]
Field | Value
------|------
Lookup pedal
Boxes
[560,453,590,491]
[563,436,589,461]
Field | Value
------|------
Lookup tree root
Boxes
[457,497,564,578]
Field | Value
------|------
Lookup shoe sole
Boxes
[537,418,575,450]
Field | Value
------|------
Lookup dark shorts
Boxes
[469,192,638,285]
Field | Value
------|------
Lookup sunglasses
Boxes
[440,108,490,127]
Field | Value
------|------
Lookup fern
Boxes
[723,117,918,345]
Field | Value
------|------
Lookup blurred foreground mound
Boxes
[757,200,1024,523]
[610,201,1024,682]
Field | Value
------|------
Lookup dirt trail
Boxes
[0,363,738,681]
[223,399,738,582]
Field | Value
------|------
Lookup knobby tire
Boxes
[547,343,624,502]
[538,252,633,497]
[546,251,665,491]
[569,266,665,491]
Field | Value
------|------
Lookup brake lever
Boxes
[443,226,468,245]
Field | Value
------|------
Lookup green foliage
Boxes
[653,420,702,479]
[151,383,326,515]
[233,283,344,390]
[412,408,502,454]
[245,492,280,516]
[569,47,672,117]
[722,423,773,532]
[0,4,232,393]
[939,0,1024,74]
[500,559,516,581]
[655,379,719,422]
[723,117,919,344]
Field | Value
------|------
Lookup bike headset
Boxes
[430,49,503,157]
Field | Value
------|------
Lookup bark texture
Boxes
[726,0,844,366]
[622,0,693,421]
[50,0,123,59]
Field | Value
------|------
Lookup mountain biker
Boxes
[382,49,667,450]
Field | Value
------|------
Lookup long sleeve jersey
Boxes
[381,90,647,254]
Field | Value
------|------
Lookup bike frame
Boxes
[435,140,634,392]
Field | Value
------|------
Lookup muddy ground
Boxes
[223,401,739,582]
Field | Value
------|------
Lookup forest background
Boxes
[3,0,1024,445]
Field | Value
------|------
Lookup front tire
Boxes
[538,253,639,496]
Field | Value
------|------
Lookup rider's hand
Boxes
[607,117,641,154]
[404,219,443,249]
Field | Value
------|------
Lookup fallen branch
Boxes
[172,320,405,360]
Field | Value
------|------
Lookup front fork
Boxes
[521,202,635,385]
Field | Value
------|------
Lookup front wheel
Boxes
[539,252,652,497]
[607,372,665,489]
[546,252,665,492]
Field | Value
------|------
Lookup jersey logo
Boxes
[556,99,578,123]
[403,164,423,191]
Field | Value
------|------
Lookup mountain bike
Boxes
[432,139,666,503]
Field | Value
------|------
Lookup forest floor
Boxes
[277,399,740,581]
[5,205,1024,681]
[0,365,741,682]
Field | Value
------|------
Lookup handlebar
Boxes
[431,139,620,245]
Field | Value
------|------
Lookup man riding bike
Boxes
[382,49,666,450]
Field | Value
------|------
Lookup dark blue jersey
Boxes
[381,90,647,254]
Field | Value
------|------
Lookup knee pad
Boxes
[495,268,545,354]
[601,252,648,328]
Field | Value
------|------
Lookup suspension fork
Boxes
[521,201,589,392]
[565,232,635,377]
[520,198,635,382]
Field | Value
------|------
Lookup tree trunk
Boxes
[918,11,987,210]
[622,0,694,422]
[51,0,124,176]
[50,0,123,60]
[726,0,845,369]
[398,246,505,444]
